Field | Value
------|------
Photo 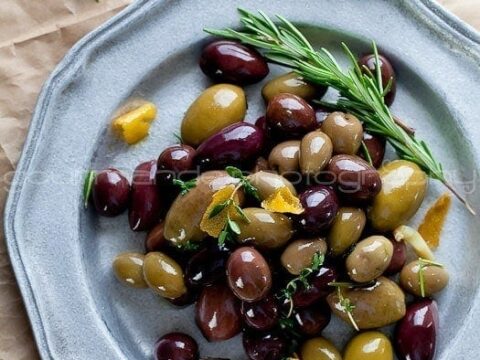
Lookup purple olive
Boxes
[129,160,162,231]
[157,144,196,185]
[199,40,269,85]
[195,123,265,170]
[185,248,228,288]
[243,332,287,360]
[358,54,396,106]
[292,265,337,308]
[294,303,331,336]
[358,132,386,168]
[196,283,242,342]
[154,332,199,360]
[145,222,166,252]
[385,239,407,275]
[395,299,438,360]
[92,168,130,216]
[295,185,339,234]
[241,295,279,331]
[168,289,199,307]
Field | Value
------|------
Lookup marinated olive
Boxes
[395,299,438,360]
[321,112,363,155]
[266,94,317,139]
[199,40,269,85]
[300,337,342,360]
[262,72,324,103]
[157,144,196,185]
[359,54,396,106]
[327,154,382,202]
[181,84,246,146]
[346,236,393,283]
[237,208,293,249]
[299,131,333,176]
[252,157,270,173]
[400,260,449,297]
[268,140,300,175]
[145,222,166,252]
[247,171,296,200]
[168,290,199,307]
[344,331,393,360]
[241,295,279,331]
[92,168,130,217]
[359,132,386,168]
[112,252,148,288]
[195,122,265,170]
[243,332,286,360]
[185,247,228,288]
[294,304,331,336]
[385,239,407,275]
[292,265,337,308]
[327,207,366,257]
[327,276,406,329]
[368,160,428,231]
[280,238,327,275]
[154,332,199,360]
[295,185,339,235]
[129,160,162,231]
[143,252,187,299]
[226,247,272,302]
[196,283,241,341]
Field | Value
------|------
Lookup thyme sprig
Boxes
[205,9,475,215]
[172,178,196,195]
[225,166,260,201]
[328,282,361,331]
[418,258,444,297]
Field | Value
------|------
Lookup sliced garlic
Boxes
[393,225,435,260]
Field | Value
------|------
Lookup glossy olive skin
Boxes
[327,154,382,202]
[157,144,196,185]
[92,168,130,216]
[327,276,406,329]
[112,252,148,288]
[252,157,270,173]
[368,160,428,231]
[143,252,187,299]
[237,208,293,249]
[145,222,166,252]
[359,54,396,106]
[300,131,333,176]
[322,112,363,155]
[262,72,325,103]
[241,295,279,331]
[295,185,339,235]
[195,123,265,170]
[385,240,407,275]
[327,207,366,256]
[281,238,327,275]
[395,299,438,360]
[243,332,286,360]
[227,247,272,302]
[300,337,342,360]
[129,160,162,231]
[266,94,317,139]
[200,40,269,85]
[346,236,394,283]
[154,332,199,360]
[185,248,228,288]
[359,132,386,168]
[292,265,337,308]
[181,84,246,146]
[196,283,242,342]
[344,331,393,360]
[247,171,296,200]
[268,140,300,175]
[400,260,449,297]
[294,304,331,336]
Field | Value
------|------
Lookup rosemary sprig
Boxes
[360,141,373,166]
[83,170,96,208]
[418,258,444,297]
[205,9,475,215]
[172,178,196,195]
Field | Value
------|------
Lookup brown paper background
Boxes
[0,1,478,359]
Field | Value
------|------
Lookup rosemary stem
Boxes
[442,179,476,215]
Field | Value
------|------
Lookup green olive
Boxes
[299,131,333,175]
[181,84,246,146]
[268,140,300,175]
[327,276,406,329]
[400,260,449,297]
[262,72,317,103]
[346,236,393,283]
[368,160,428,231]
[112,252,148,288]
[300,337,342,360]
[143,252,187,299]
[237,208,293,249]
[247,171,296,200]
[281,238,327,275]
[327,207,366,256]
[321,112,363,154]
[344,332,393,360]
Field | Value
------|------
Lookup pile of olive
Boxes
[89,39,449,360]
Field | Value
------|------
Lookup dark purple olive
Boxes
[241,295,279,331]
[385,239,407,275]
[199,40,269,85]
[196,283,242,342]
[358,54,396,106]
[185,248,228,288]
[154,332,199,360]
[145,222,166,252]
[168,289,198,307]
[395,299,438,360]
[92,168,130,216]
[327,154,382,202]
[294,303,331,336]
[358,132,386,168]
[292,265,337,308]
[243,332,287,360]
[266,94,317,139]
[157,144,196,185]
[195,123,265,170]
[295,185,339,234]
[129,160,162,231]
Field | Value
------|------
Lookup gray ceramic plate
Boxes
[5,0,480,359]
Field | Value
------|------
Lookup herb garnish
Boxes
[173,133,183,143]
[225,166,260,201]
[176,240,201,252]
[360,141,373,166]
[83,170,96,208]
[418,258,444,297]
[172,178,196,195]
[328,282,360,331]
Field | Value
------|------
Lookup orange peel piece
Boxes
[200,185,240,237]
[261,186,304,214]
